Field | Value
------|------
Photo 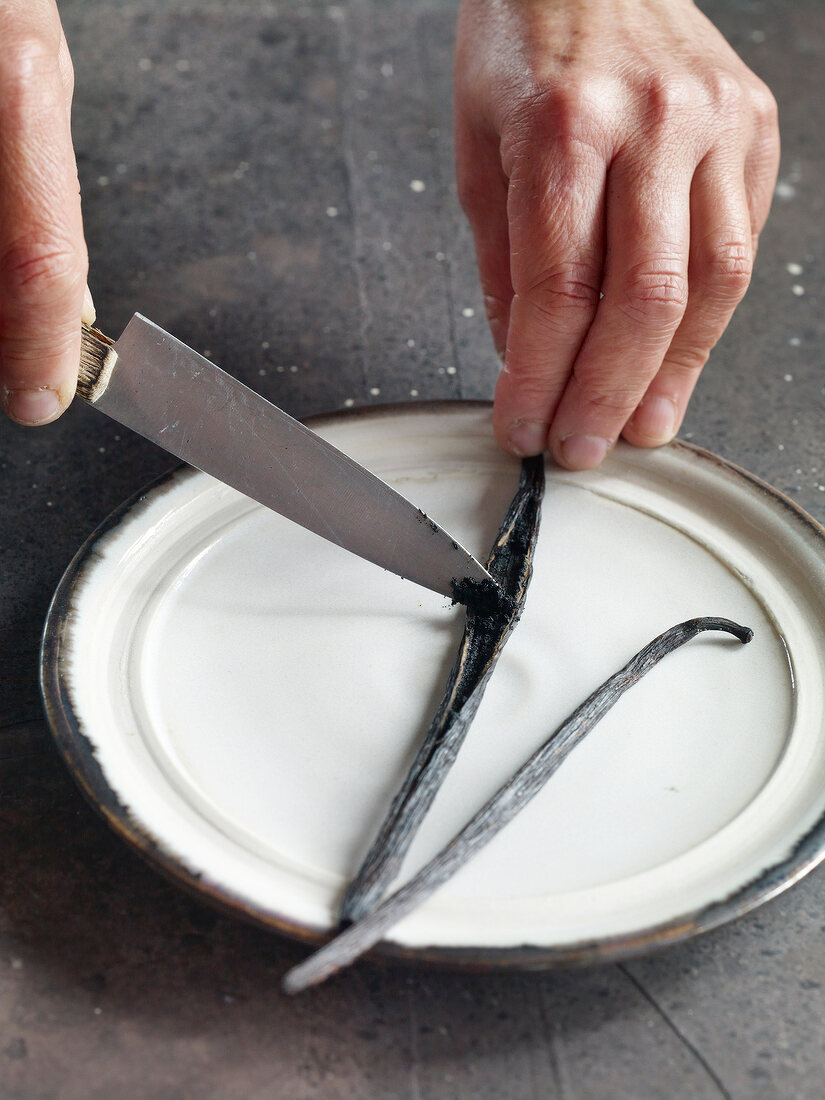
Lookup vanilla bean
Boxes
[339,456,545,923]
[284,617,752,994]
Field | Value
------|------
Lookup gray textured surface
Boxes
[1,0,824,1095]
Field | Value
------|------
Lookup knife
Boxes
[77,314,494,599]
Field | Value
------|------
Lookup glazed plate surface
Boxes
[41,404,825,966]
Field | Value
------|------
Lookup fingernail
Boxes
[3,386,62,425]
[82,284,96,325]
[506,419,548,456]
[629,395,678,443]
[559,433,610,470]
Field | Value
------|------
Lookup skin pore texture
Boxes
[0,0,779,471]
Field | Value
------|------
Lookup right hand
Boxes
[0,0,93,427]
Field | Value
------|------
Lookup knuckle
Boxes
[641,72,701,124]
[706,239,753,301]
[751,80,779,129]
[58,41,75,100]
[618,261,688,328]
[518,263,601,329]
[0,33,60,100]
[707,70,746,116]
[483,291,510,320]
[664,345,710,374]
[503,81,609,168]
[1,232,85,305]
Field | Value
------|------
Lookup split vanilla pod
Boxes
[282,457,754,993]
[340,455,545,924]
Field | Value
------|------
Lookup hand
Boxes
[454,0,780,468]
[0,0,92,427]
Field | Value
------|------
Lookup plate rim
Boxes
[39,399,825,971]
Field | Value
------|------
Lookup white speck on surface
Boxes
[344,398,355,407]
[258,369,267,377]
[175,59,191,72]
[792,284,805,296]
[10,958,22,970]
[819,486,825,493]
[435,251,445,262]
[114,435,120,441]
[409,179,426,193]
[276,365,285,373]
[326,206,339,218]
[209,307,218,317]
[369,386,381,396]
[786,262,804,276]
[138,58,153,71]
[382,240,392,251]
[446,366,457,375]
[789,336,801,346]
[261,341,270,349]
[46,501,53,508]
[97,176,109,187]
[410,389,419,397]
[202,349,212,358]
[784,374,794,382]
[93,1007,102,1015]
[462,307,475,318]
[438,367,446,375]
[796,468,803,475]
[778,443,785,451]
[380,62,394,77]
[289,365,299,373]
[98,447,106,454]
[749,28,766,42]
[776,180,796,200]
[116,163,127,175]
[406,339,416,347]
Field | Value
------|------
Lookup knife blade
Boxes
[77,314,494,599]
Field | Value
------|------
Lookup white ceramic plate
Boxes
[41,403,825,967]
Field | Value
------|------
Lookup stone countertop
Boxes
[1,1,823,1095]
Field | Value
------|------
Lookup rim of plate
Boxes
[39,400,825,972]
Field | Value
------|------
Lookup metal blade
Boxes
[96,314,492,597]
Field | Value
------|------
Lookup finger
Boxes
[0,2,87,425]
[492,144,607,456]
[744,82,780,249]
[624,154,753,447]
[546,151,692,469]
[456,116,512,358]
[57,25,75,112]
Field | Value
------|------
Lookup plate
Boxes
[41,403,825,968]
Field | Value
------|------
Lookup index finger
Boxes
[0,0,87,425]
[492,138,607,457]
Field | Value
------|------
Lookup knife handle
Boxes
[78,322,119,404]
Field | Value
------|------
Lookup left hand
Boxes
[454,0,780,468]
